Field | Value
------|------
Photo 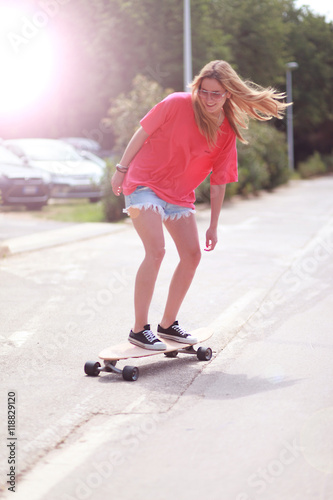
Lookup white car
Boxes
[0,145,50,210]
[4,139,105,202]
[60,137,114,161]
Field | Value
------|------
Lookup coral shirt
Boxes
[122,92,238,209]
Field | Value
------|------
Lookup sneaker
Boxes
[157,321,197,345]
[129,324,166,351]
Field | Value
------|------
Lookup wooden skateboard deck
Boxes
[84,327,213,382]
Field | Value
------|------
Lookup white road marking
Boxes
[2,396,148,500]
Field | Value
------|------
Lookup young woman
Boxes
[111,60,288,350]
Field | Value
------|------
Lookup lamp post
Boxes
[183,0,192,91]
[286,61,298,171]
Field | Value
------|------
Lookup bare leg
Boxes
[160,214,201,328]
[128,207,165,332]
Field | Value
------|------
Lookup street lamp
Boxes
[183,0,192,91]
[286,62,298,171]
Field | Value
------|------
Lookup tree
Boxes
[209,0,291,87]
[284,8,333,157]
[190,0,232,75]
[104,0,183,92]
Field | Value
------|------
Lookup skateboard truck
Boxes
[175,345,213,361]
[84,360,139,382]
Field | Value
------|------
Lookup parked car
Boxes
[0,145,50,210]
[61,137,115,161]
[4,139,105,202]
[60,137,101,154]
[75,149,107,169]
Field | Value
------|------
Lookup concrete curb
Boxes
[0,222,128,258]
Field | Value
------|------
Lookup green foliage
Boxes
[31,201,104,222]
[238,121,290,192]
[285,11,333,129]
[106,75,173,153]
[283,8,333,157]
[190,0,232,73]
[298,152,327,178]
[108,0,184,91]
[323,154,333,173]
[210,0,291,87]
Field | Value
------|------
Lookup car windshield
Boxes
[0,146,23,164]
[17,140,82,161]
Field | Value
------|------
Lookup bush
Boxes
[237,121,290,193]
[323,154,333,173]
[298,152,327,178]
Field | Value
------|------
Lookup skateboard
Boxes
[84,327,213,382]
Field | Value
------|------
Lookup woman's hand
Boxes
[205,226,218,251]
[111,170,126,196]
[205,184,226,251]
[111,126,149,196]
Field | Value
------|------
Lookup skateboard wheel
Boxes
[84,361,101,376]
[122,365,139,381]
[164,351,178,358]
[197,347,212,361]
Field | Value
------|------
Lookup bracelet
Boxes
[116,163,129,173]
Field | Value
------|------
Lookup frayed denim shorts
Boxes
[124,186,195,221]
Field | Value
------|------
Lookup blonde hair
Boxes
[190,60,289,145]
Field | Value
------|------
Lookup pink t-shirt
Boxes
[122,92,238,209]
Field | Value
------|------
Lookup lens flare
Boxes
[0,4,58,114]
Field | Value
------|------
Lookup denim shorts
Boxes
[124,186,195,221]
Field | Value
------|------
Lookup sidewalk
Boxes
[0,217,127,258]
[0,178,306,258]
[1,177,332,259]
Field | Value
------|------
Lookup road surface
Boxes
[0,177,332,499]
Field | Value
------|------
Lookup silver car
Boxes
[4,139,105,202]
[0,145,50,210]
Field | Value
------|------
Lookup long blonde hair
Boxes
[190,60,289,145]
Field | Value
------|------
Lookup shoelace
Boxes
[172,325,188,337]
[143,329,158,342]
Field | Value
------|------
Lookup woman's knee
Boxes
[183,246,201,269]
[146,245,166,267]
[193,247,202,267]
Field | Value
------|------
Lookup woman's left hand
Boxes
[111,170,126,196]
[205,226,218,251]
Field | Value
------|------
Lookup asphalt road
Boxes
[0,176,332,500]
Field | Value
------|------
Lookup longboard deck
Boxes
[99,327,213,361]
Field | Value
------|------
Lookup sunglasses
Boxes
[198,89,227,101]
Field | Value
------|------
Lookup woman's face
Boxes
[198,77,229,116]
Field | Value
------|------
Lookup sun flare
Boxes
[0,5,58,114]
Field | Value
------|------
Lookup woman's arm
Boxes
[205,184,226,251]
[111,126,149,196]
